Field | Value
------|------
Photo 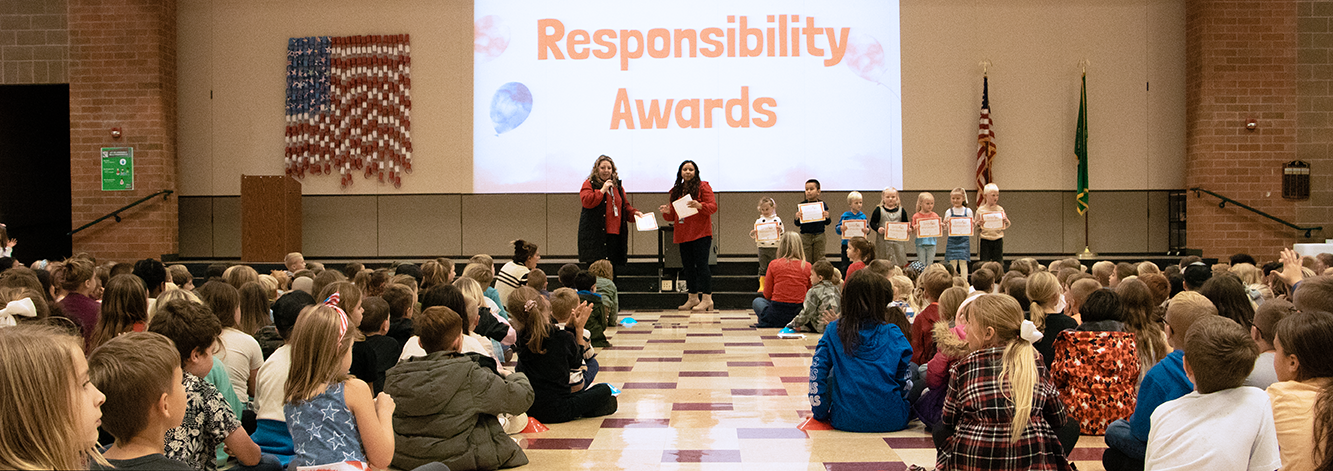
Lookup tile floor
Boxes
[510,309,1109,470]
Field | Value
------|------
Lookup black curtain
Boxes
[0,84,71,263]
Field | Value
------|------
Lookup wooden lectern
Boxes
[241,175,302,262]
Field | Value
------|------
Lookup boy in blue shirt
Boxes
[1102,291,1216,471]
[835,191,868,272]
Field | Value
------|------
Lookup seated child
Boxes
[889,275,916,321]
[148,299,279,471]
[383,284,417,348]
[1028,273,1084,370]
[283,301,396,469]
[1267,310,1333,471]
[0,325,106,470]
[252,291,315,467]
[1245,299,1295,389]
[385,306,534,470]
[916,288,975,430]
[526,268,550,298]
[350,296,401,394]
[1051,290,1140,435]
[573,271,611,348]
[557,263,579,290]
[510,286,617,423]
[910,268,953,365]
[810,271,913,432]
[934,293,1076,470]
[1102,291,1214,471]
[1144,316,1280,471]
[88,332,192,470]
[785,261,841,333]
[843,236,874,282]
[589,260,620,324]
[551,287,601,388]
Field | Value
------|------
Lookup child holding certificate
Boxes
[750,197,784,291]
[911,192,942,266]
[975,183,1011,264]
[869,188,911,267]
[944,188,975,276]
[835,192,869,272]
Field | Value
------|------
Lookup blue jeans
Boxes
[238,453,282,471]
[583,357,600,389]
[1104,419,1146,460]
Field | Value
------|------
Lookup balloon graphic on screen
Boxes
[844,33,889,84]
[490,82,532,135]
[475,15,510,63]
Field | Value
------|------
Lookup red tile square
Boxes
[622,382,678,389]
[780,376,808,383]
[679,371,729,377]
[823,462,907,471]
[731,388,788,396]
[599,366,634,372]
[672,402,734,411]
[601,418,671,428]
[1068,447,1108,461]
[522,438,594,450]
[882,437,936,449]
[684,349,727,354]
[637,357,684,362]
[727,361,775,367]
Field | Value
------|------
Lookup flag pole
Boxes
[1076,61,1096,260]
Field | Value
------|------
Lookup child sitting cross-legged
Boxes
[147,299,281,471]
[1144,315,1280,470]
[87,332,191,470]
[385,305,535,470]
[510,286,618,423]
[809,270,913,432]
[784,260,841,334]
[573,270,611,348]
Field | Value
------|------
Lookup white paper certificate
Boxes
[884,222,910,241]
[841,220,866,239]
[916,218,942,238]
[798,202,824,223]
[635,213,659,232]
[948,217,974,237]
[982,212,1004,229]
[672,194,698,220]
[755,222,779,242]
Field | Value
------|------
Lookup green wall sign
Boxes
[101,147,133,191]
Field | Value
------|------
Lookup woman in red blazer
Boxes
[658,160,718,311]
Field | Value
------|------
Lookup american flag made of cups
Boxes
[285,34,413,188]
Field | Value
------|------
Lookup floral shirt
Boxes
[165,373,240,471]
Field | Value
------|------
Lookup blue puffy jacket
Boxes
[810,320,913,432]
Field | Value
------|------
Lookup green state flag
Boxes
[1075,74,1089,215]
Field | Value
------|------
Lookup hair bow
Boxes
[323,293,349,340]
[0,298,36,327]
[1020,319,1044,343]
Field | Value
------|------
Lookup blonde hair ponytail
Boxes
[969,294,1039,442]
[1025,271,1060,331]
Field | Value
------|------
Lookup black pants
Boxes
[528,383,619,424]
[979,238,1003,263]
[679,236,713,294]
[932,417,1080,457]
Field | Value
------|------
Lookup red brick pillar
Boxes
[67,0,178,261]
[1186,0,1300,260]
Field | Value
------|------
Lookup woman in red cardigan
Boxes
[578,155,641,267]
[658,160,718,311]
[753,231,811,327]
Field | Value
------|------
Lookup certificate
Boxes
[981,211,1004,230]
[755,222,780,242]
[948,217,973,237]
[884,222,910,241]
[841,220,866,239]
[672,194,698,220]
[916,218,942,238]
[798,202,824,223]
[635,212,659,232]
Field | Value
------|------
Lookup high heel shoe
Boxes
[678,293,700,310]
[693,293,714,311]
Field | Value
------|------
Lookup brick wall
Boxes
[1186,0,1309,260]
[0,0,68,84]
[67,0,177,261]
[1297,1,1333,241]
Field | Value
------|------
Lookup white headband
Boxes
[0,298,37,327]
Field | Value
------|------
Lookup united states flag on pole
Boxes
[976,76,996,194]
[285,35,413,188]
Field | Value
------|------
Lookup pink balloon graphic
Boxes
[844,33,889,84]
[475,15,510,63]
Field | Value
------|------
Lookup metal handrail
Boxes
[68,190,174,236]
[1188,187,1322,238]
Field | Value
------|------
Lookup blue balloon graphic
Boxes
[489,82,532,135]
